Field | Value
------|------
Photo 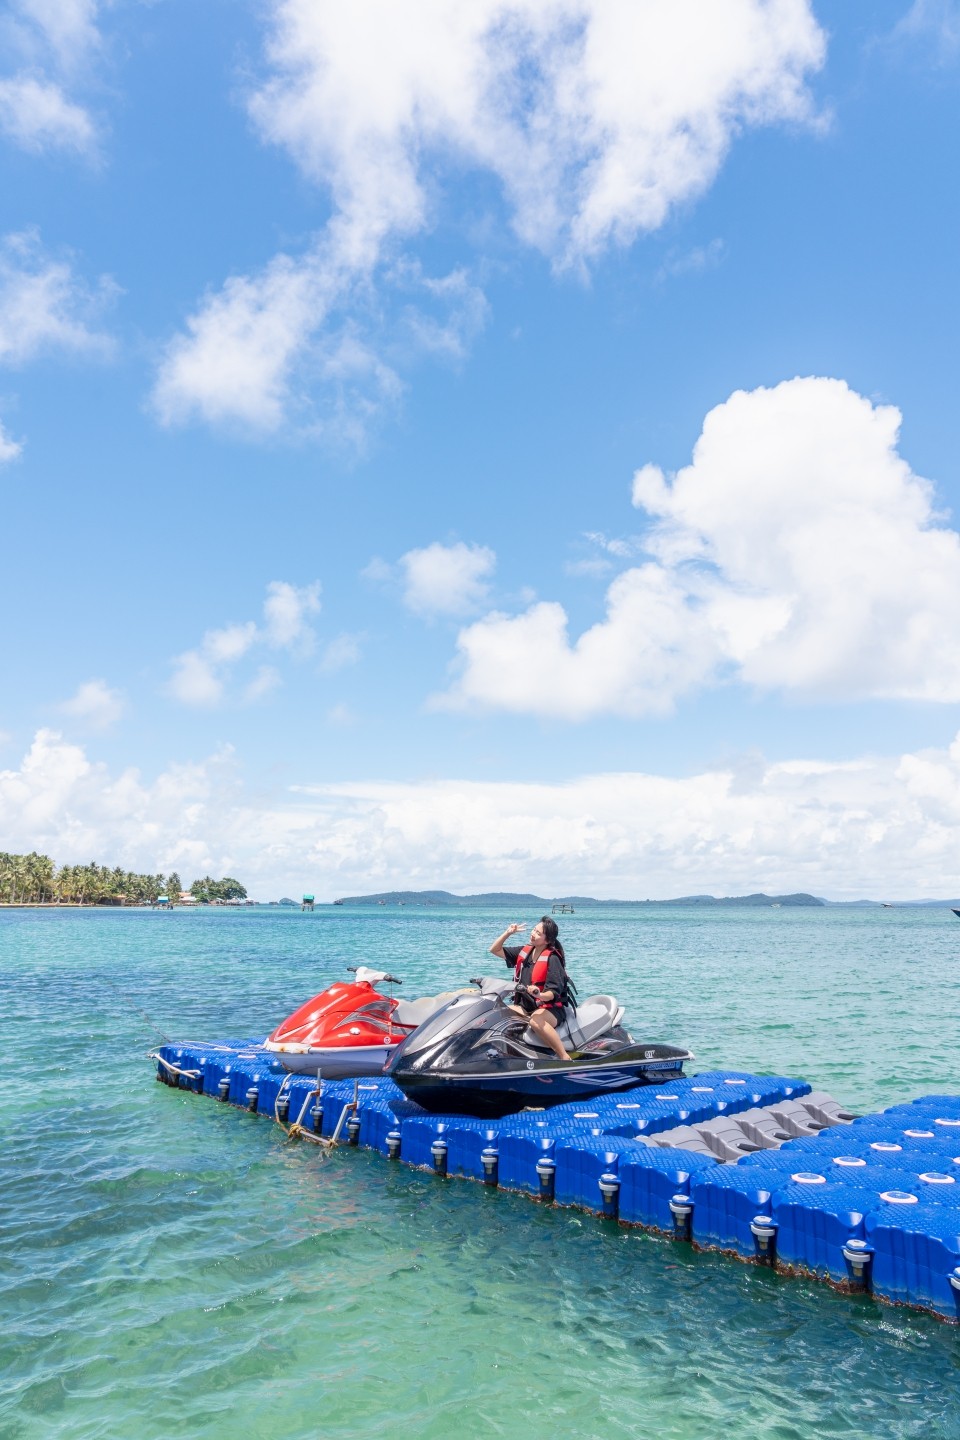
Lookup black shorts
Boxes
[517,995,565,1021]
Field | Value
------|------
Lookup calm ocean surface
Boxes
[3,903,960,1439]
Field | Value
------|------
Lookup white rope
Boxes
[151,1052,201,1081]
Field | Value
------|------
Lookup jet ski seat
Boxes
[393,996,449,1028]
[523,994,624,1050]
[393,985,498,1029]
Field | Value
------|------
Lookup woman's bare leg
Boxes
[528,1009,570,1061]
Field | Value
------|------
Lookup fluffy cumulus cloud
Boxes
[0,229,116,366]
[5,727,960,900]
[168,581,321,706]
[444,377,960,716]
[0,0,103,155]
[0,730,242,878]
[400,541,496,618]
[154,0,824,436]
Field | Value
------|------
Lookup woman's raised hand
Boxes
[506,922,523,936]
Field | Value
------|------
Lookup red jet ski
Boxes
[264,966,504,1077]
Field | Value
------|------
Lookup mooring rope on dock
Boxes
[150,1051,201,1082]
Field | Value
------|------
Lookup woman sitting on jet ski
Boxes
[489,917,572,1061]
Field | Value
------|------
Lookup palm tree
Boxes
[27,853,54,903]
[11,855,27,904]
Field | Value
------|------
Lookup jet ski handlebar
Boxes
[471,977,530,999]
[347,966,403,985]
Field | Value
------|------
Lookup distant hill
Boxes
[660,892,825,907]
[332,889,826,907]
[826,898,960,908]
[334,890,593,907]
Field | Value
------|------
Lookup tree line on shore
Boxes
[0,852,247,906]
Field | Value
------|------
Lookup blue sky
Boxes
[2,0,960,899]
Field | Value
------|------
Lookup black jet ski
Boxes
[386,980,693,1117]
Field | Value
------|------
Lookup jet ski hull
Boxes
[392,1044,692,1117]
[263,1040,397,1078]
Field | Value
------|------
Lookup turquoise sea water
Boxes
[3,903,960,1439]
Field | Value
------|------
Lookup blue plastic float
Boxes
[153,1039,960,1324]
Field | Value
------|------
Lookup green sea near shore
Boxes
[3,903,960,1439]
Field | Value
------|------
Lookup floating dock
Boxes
[154,1041,960,1324]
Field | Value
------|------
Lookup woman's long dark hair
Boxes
[540,915,565,962]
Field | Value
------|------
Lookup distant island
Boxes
[333,889,827,907]
[659,892,825,907]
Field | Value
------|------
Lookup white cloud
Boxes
[0,1,102,156]
[151,245,479,441]
[0,730,240,877]
[442,565,713,718]
[443,377,960,717]
[263,579,321,649]
[361,556,393,585]
[202,621,258,665]
[168,651,224,708]
[154,0,824,436]
[0,76,95,153]
[251,0,824,268]
[656,238,726,282]
[0,417,22,462]
[0,230,116,366]
[584,532,635,560]
[893,1,960,58]
[391,262,490,361]
[58,678,124,730]
[244,666,282,703]
[152,252,327,432]
[320,633,363,673]
[6,727,960,901]
[565,530,640,575]
[400,541,496,618]
[565,557,613,579]
[167,580,322,707]
[16,1,102,69]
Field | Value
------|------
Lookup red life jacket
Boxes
[514,943,555,989]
